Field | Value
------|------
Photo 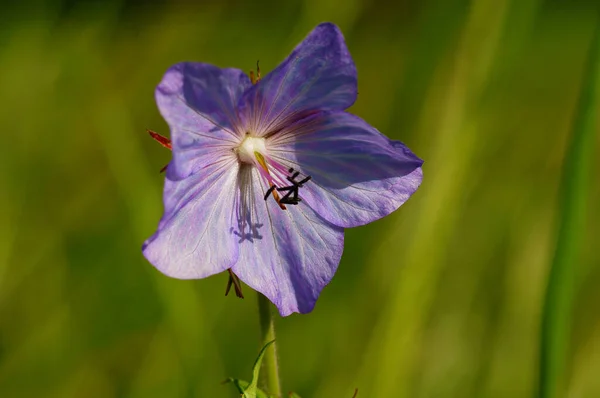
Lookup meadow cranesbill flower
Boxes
[143,23,423,316]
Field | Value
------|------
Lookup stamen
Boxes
[147,129,172,150]
[263,165,312,207]
[225,269,244,298]
[271,185,287,210]
[254,151,286,210]
[236,136,310,210]
[249,60,261,85]
[298,175,312,185]
[264,185,276,201]
[287,168,300,181]
[147,129,171,172]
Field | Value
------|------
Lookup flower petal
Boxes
[268,112,423,228]
[143,158,241,279]
[156,62,251,180]
[231,166,344,316]
[238,23,357,135]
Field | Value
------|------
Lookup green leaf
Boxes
[225,340,275,398]
[223,378,270,398]
[245,340,275,397]
[223,378,247,395]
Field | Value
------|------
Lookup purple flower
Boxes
[143,23,423,316]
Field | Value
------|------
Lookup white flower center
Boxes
[237,135,267,164]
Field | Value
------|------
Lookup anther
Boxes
[147,129,172,172]
[225,269,244,298]
[264,185,277,201]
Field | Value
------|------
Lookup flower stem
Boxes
[257,293,282,397]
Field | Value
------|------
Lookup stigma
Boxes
[235,134,312,210]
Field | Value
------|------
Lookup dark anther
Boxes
[147,129,172,173]
[225,269,244,298]
[264,185,277,200]
[285,168,311,186]
[278,186,301,205]
[264,168,312,206]
[147,129,172,150]
[278,168,312,205]
[287,170,300,181]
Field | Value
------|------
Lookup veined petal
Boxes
[231,166,344,316]
[238,23,357,135]
[143,159,240,279]
[156,62,251,180]
[268,112,423,228]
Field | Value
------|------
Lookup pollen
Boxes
[237,135,267,165]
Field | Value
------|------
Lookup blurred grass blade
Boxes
[538,20,600,398]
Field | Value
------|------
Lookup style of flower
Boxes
[143,23,423,316]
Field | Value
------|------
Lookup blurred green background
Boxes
[1,0,599,397]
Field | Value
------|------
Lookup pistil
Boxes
[236,135,311,210]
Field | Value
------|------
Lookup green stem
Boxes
[257,293,282,397]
